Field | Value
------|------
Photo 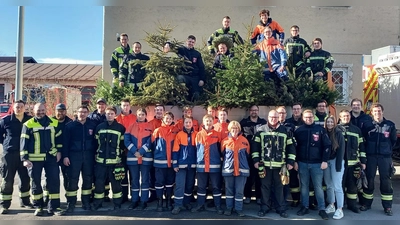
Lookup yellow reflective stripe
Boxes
[290,187,300,193]
[254,136,260,143]
[0,194,12,200]
[287,139,293,145]
[55,130,62,137]
[309,191,314,196]
[21,134,30,139]
[324,67,330,73]
[363,192,373,199]
[252,152,259,158]
[322,186,327,191]
[287,154,296,161]
[43,191,49,196]
[48,193,60,199]
[19,191,30,198]
[32,193,43,200]
[113,192,122,199]
[309,56,326,60]
[263,161,284,167]
[381,194,392,201]
[20,151,28,156]
[94,193,104,199]
[66,191,78,197]
[105,185,110,190]
[360,152,366,157]
[33,132,41,155]
[96,157,120,164]
[347,160,358,166]
[346,193,357,200]
[358,137,363,144]
[29,157,46,161]
[56,144,62,148]
[81,189,92,195]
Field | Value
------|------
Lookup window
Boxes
[331,64,352,105]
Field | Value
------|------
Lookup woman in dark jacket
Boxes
[323,116,345,219]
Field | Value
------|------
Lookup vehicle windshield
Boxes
[0,105,10,113]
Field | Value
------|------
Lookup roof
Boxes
[0,57,37,63]
[0,62,102,84]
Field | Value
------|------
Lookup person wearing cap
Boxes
[88,98,108,127]
[92,106,126,211]
[115,98,137,203]
[0,100,32,214]
[88,98,111,202]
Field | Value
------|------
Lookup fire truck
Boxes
[363,46,400,159]
[5,84,82,117]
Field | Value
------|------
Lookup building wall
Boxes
[103,6,400,106]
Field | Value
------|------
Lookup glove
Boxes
[113,164,126,181]
[353,165,361,179]
[258,165,266,179]
[279,165,290,185]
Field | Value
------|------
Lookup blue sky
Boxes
[0,6,103,64]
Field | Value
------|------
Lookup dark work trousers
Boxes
[243,157,261,200]
[260,168,285,213]
[149,166,157,199]
[174,167,196,207]
[0,151,31,208]
[128,164,151,203]
[289,169,300,203]
[343,165,359,208]
[177,75,202,102]
[196,172,221,207]
[92,163,122,208]
[362,156,393,209]
[65,151,94,207]
[43,160,68,205]
[224,176,247,211]
[28,155,60,210]
[120,153,130,201]
[155,167,175,198]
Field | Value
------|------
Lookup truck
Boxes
[5,84,82,118]
[363,47,400,160]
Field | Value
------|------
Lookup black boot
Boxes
[156,198,163,212]
[166,194,173,211]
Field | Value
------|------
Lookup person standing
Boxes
[207,16,244,55]
[124,108,153,210]
[305,38,334,82]
[175,106,200,132]
[110,33,133,87]
[240,105,266,205]
[314,100,329,126]
[323,116,345,219]
[118,42,150,92]
[152,112,180,211]
[294,109,331,220]
[0,100,32,214]
[116,98,137,203]
[250,9,285,45]
[163,35,205,101]
[171,116,198,215]
[63,105,97,212]
[221,121,250,217]
[360,103,396,216]
[283,25,311,78]
[20,103,64,216]
[252,110,295,218]
[338,109,366,214]
[191,114,223,214]
[92,106,126,211]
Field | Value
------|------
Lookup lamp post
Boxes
[15,6,24,101]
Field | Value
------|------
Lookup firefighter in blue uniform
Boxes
[360,103,396,216]
[0,100,32,214]
[63,105,97,212]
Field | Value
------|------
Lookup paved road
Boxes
[1,145,399,220]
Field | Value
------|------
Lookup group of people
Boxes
[110,9,334,102]
[0,96,396,220]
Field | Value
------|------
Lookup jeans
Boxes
[224,176,247,211]
[323,158,344,208]
[298,162,325,210]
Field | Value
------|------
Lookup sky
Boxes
[0,6,103,65]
